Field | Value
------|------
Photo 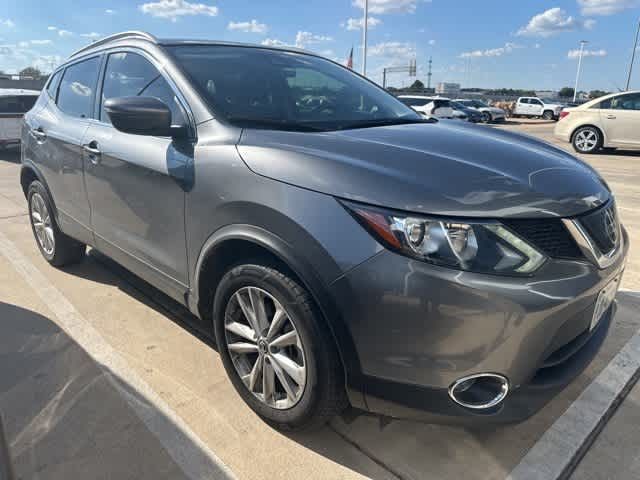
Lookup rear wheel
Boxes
[572,126,602,154]
[213,263,347,431]
[27,181,86,266]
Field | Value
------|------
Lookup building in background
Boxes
[435,82,461,96]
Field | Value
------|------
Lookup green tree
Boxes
[19,66,42,78]
[589,90,609,99]
[409,79,425,90]
[558,87,575,98]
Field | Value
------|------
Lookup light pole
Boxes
[573,40,588,103]
[362,0,368,77]
[626,19,640,91]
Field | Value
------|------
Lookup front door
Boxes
[600,93,640,146]
[83,51,193,301]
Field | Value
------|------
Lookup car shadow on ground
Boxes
[0,301,202,479]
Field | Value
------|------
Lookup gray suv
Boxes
[21,32,628,430]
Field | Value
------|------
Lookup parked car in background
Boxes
[0,89,40,149]
[554,91,640,153]
[451,101,482,123]
[513,97,564,121]
[22,32,627,431]
[453,99,506,123]
[398,95,454,119]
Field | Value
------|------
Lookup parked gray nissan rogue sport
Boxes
[21,32,628,430]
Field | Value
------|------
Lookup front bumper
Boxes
[331,228,628,423]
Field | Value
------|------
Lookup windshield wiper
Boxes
[227,117,325,132]
[336,117,436,130]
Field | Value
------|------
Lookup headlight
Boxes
[343,201,546,275]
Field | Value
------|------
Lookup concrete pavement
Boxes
[0,121,639,480]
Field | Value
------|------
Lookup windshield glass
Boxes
[167,45,422,131]
[471,100,489,108]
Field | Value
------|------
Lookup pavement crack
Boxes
[328,424,407,480]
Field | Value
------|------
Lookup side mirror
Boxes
[104,96,186,138]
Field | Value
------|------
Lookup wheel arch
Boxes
[20,162,59,219]
[190,224,365,406]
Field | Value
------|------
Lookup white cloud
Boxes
[0,43,63,73]
[578,0,640,15]
[261,38,291,47]
[227,19,268,33]
[30,39,53,45]
[295,31,333,48]
[459,42,521,58]
[1,19,15,28]
[139,0,218,22]
[58,29,73,37]
[584,18,597,29]
[105,9,116,14]
[345,16,382,30]
[516,8,594,37]
[352,0,425,14]
[369,41,415,58]
[428,39,436,45]
[47,26,57,31]
[80,32,102,39]
[568,48,607,58]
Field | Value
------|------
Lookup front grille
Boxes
[503,218,583,259]
[578,202,619,255]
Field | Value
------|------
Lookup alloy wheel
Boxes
[224,286,307,409]
[574,129,599,152]
[30,192,55,255]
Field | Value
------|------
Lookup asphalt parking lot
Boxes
[1,120,639,480]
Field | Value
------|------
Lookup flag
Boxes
[346,47,353,69]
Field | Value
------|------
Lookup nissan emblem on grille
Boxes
[604,207,618,247]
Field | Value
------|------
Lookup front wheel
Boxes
[572,126,602,154]
[27,181,86,266]
[542,110,555,121]
[213,263,347,431]
[481,112,492,123]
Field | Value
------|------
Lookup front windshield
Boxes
[472,100,489,108]
[167,45,422,131]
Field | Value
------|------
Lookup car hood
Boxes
[237,121,610,218]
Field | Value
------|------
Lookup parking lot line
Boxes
[506,311,640,480]
[0,229,236,480]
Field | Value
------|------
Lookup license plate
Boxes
[591,278,619,331]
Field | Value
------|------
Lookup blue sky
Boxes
[1,0,639,91]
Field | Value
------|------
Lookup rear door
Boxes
[83,50,192,300]
[25,57,101,244]
[600,93,640,146]
[515,98,528,115]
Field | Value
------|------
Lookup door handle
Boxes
[606,114,616,119]
[31,128,46,141]
[83,141,102,164]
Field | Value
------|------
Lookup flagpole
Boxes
[362,0,368,76]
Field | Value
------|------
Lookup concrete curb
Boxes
[506,322,640,480]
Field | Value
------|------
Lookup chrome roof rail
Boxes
[68,31,158,59]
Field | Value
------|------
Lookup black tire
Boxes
[213,263,347,431]
[572,126,603,154]
[27,181,86,266]
[481,111,492,123]
[542,110,555,121]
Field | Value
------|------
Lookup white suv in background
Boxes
[514,97,564,121]
[453,99,506,123]
[398,95,455,119]
[0,88,40,149]
[554,91,640,153]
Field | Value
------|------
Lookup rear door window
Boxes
[57,56,101,119]
[610,93,640,111]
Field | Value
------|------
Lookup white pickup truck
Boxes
[513,97,564,121]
